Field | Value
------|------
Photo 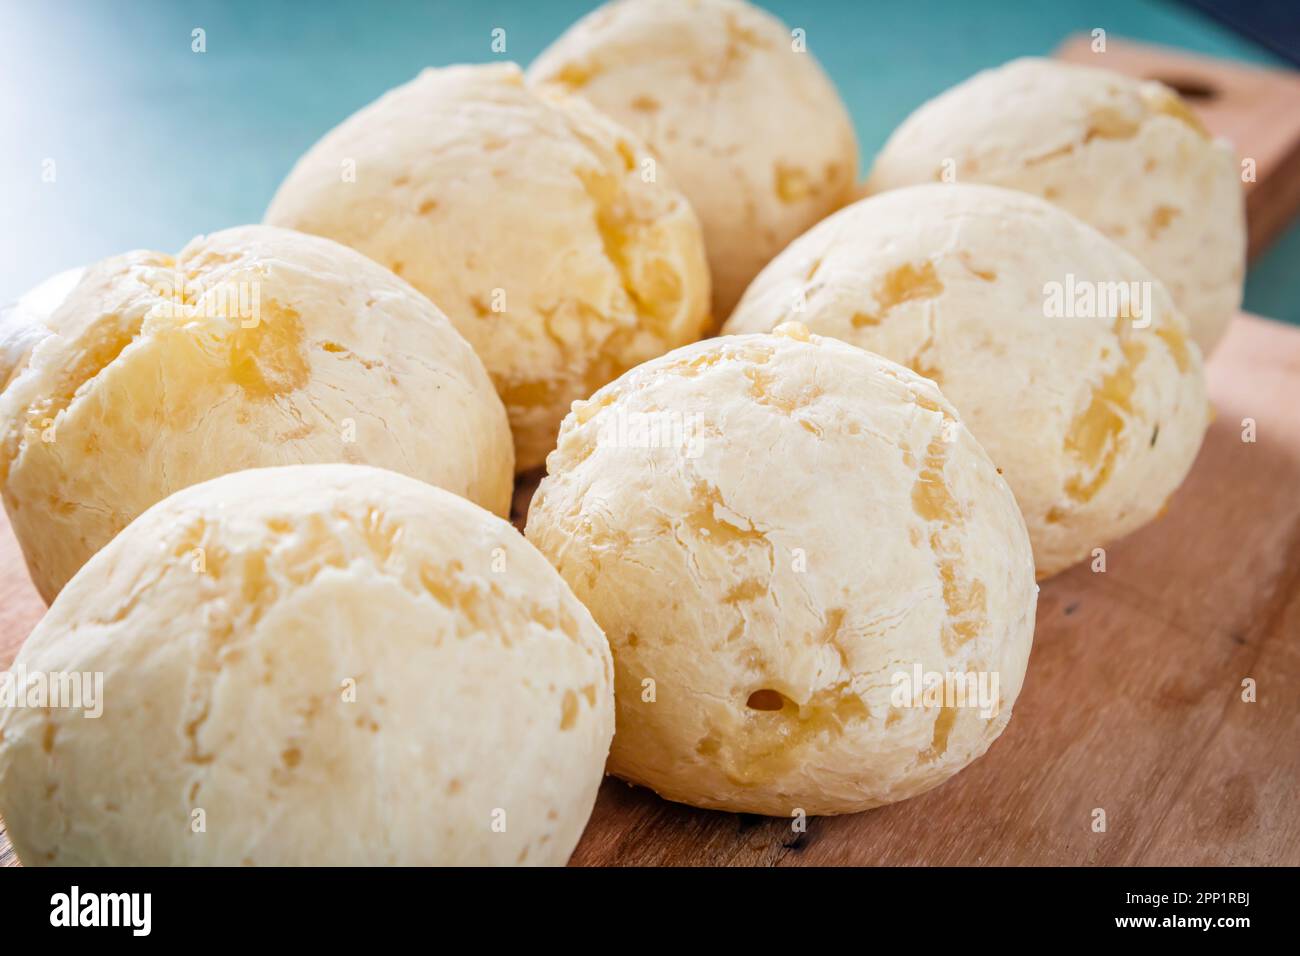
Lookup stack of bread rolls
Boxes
[0,0,1239,864]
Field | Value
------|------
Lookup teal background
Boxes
[2,0,1297,323]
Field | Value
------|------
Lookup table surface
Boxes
[2,0,1298,324]
[2,312,1298,867]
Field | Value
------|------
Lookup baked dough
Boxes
[526,325,1036,815]
[0,464,613,865]
[724,184,1209,577]
[529,0,859,318]
[267,62,711,470]
[0,267,85,390]
[0,225,513,602]
[867,57,1245,353]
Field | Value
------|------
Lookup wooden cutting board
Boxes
[2,312,1298,867]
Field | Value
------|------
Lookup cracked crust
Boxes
[0,464,614,865]
[0,225,514,602]
[866,57,1245,353]
[528,0,859,318]
[266,62,711,471]
[724,184,1210,577]
[525,328,1037,815]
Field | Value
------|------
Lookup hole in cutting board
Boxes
[1149,75,1219,101]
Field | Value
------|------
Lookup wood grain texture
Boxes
[1,314,1297,866]
[1056,35,1300,260]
